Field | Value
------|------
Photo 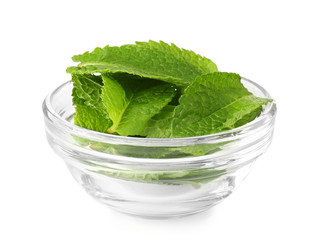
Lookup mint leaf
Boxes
[67,41,218,86]
[143,105,175,138]
[171,72,271,137]
[68,42,271,140]
[177,142,227,156]
[91,143,173,158]
[233,106,263,128]
[72,74,103,109]
[72,74,111,132]
[77,139,227,185]
[89,141,225,158]
[101,74,175,136]
[96,168,226,186]
[74,104,111,133]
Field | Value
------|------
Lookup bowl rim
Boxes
[43,77,277,147]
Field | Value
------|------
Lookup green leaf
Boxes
[72,74,104,111]
[168,86,184,106]
[74,104,111,133]
[101,74,175,136]
[67,40,218,86]
[91,142,173,158]
[96,168,226,186]
[72,74,111,132]
[171,72,272,137]
[177,142,228,156]
[89,140,226,158]
[143,105,175,138]
[74,139,227,185]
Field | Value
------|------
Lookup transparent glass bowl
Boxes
[42,78,276,218]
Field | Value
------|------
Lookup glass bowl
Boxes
[42,78,276,219]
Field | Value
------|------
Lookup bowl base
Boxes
[66,163,236,219]
[90,189,230,219]
[104,201,220,219]
[80,174,232,218]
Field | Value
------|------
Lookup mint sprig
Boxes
[69,41,272,184]
[69,41,271,138]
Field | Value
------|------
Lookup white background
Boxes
[1,0,324,239]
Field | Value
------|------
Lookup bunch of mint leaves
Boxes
[68,41,271,138]
[67,41,271,185]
